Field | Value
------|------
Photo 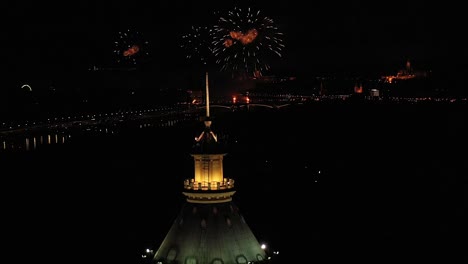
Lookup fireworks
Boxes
[114,29,150,66]
[180,26,213,66]
[211,7,284,76]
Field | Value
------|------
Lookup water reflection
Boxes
[1,133,71,152]
[0,110,198,153]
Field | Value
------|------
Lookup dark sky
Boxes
[3,0,466,79]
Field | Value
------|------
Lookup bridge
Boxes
[0,96,309,137]
[195,102,301,112]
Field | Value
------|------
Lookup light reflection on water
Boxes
[2,133,71,152]
[0,113,195,153]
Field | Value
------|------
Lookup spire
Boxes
[205,72,210,118]
[152,73,266,264]
[193,72,220,153]
[203,72,212,129]
[188,72,231,196]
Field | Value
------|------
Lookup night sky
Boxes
[4,0,466,79]
[2,2,467,263]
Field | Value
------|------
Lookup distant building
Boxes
[370,89,380,97]
[354,83,363,94]
[382,59,428,83]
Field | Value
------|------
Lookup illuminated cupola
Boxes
[184,73,235,203]
[153,72,267,264]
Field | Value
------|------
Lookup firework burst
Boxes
[211,7,284,77]
[113,29,150,66]
[180,26,213,66]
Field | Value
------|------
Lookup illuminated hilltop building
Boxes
[153,73,267,264]
[354,83,363,94]
[383,59,428,83]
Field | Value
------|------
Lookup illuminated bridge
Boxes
[196,102,297,111]
[193,93,312,111]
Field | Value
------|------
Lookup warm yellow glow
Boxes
[184,178,235,191]
[193,154,225,183]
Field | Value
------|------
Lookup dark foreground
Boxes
[2,101,466,263]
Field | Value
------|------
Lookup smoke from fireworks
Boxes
[211,7,284,77]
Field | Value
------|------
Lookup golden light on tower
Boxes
[183,72,235,203]
[153,72,267,264]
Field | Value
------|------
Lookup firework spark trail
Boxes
[211,6,284,77]
[180,26,213,66]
